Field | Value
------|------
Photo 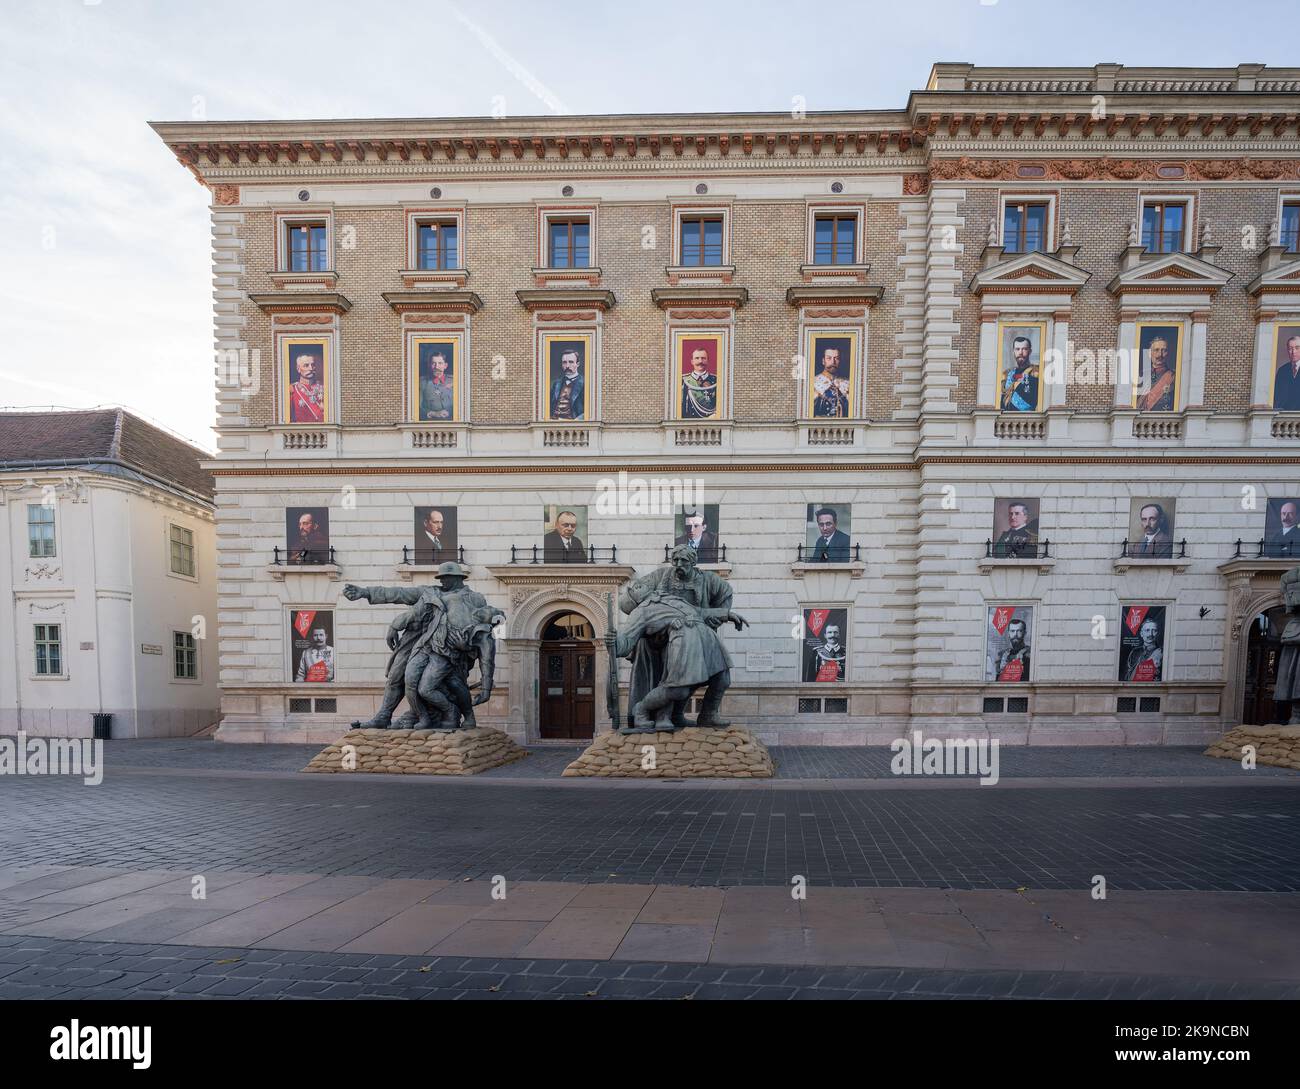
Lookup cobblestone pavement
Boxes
[1,934,1294,1000]
[96,739,1297,780]
[1,767,1296,890]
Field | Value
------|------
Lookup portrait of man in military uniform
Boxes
[415,339,457,422]
[1119,605,1167,683]
[807,333,856,419]
[996,323,1045,413]
[283,338,329,424]
[802,607,849,682]
[676,333,723,420]
[1134,323,1181,413]
[290,609,334,683]
[991,498,1040,559]
[985,605,1032,683]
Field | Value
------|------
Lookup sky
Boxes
[1,0,1298,451]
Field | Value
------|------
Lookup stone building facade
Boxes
[152,63,1300,745]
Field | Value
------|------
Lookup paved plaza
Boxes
[0,742,1297,999]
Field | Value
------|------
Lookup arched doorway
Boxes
[1243,605,1286,725]
[538,612,596,739]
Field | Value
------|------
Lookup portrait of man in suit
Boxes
[1128,498,1176,558]
[806,504,851,562]
[544,337,589,421]
[412,506,458,564]
[674,505,720,563]
[1265,498,1300,557]
[543,507,587,563]
[1272,328,1300,411]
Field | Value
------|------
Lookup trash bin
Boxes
[92,713,113,741]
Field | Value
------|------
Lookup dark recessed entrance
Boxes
[538,612,596,740]
[1243,605,1285,725]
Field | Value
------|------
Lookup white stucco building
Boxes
[0,409,219,738]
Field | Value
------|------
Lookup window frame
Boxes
[804,203,865,267]
[403,205,466,272]
[414,219,459,271]
[1278,195,1300,254]
[172,630,199,682]
[672,205,731,268]
[998,192,1057,254]
[26,502,57,559]
[167,522,198,581]
[275,211,334,273]
[536,205,600,271]
[1138,195,1194,254]
[546,216,592,269]
[33,623,64,678]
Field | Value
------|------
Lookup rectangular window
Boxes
[1282,202,1300,253]
[173,631,197,680]
[680,215,724,266]
[813,214,857,265]
[34,624,61,676]
[416,221,458,270]
[547,218,590,268]
[286,222,328,272]
[27,504,55,558]
[1140,201,1187,253]
[169,524,196,577]
[1002,202,1049,253]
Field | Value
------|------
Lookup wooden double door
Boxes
[1243,606,1285,725]
[539,642,596,739]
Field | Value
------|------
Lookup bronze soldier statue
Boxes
[344,562,502,730]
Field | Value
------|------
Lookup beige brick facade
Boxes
[154,63,1300,745]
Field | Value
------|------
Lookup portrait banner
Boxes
[1270,324,1300,411]
[996,322,1046,413]
[542,334,593,421]
[1133,323,1182,413]
[674,332,723,421]
[1119,604,1167,683]
[413,505,459,564]
[807,331,857,419]
[281,337,330,424]
[290,609,335,684]
[412,337,459,423]
[985,605,1033,683]
[802,607,848,683]
[285,507,330,565]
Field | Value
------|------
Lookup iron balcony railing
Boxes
[273,546,336,566]
[400,545,467,566]
[663,543,728,563]
[509,544,619,565]
[1120,538,1187,559]
[796,542,861,563]
[985,538,1052,559]
[1231,537,1300,559]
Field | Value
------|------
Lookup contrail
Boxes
[444,1,570,114]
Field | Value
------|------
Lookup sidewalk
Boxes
[3,865,1297,982]
[97,739,1300,784]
